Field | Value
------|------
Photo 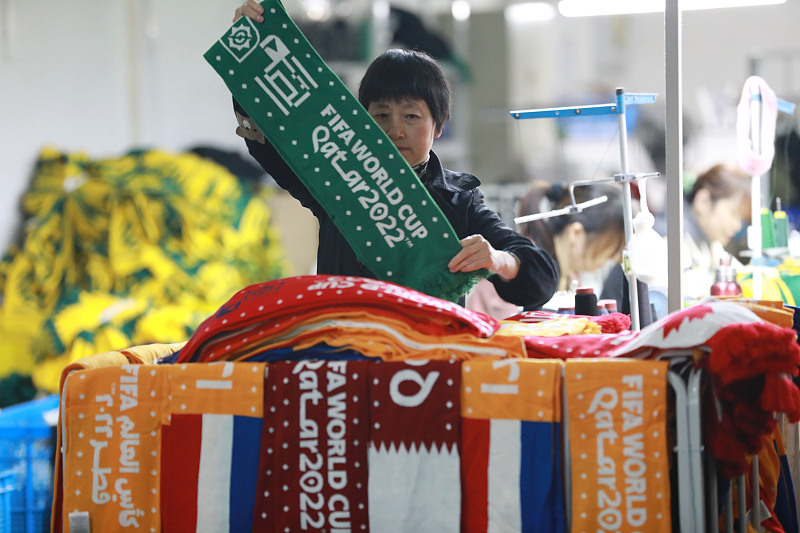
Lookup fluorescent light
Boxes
[452,0,472,21]
[558,0,786,17]
[688,0,785,8]
[559,0,661,16]
[505,2,557,22]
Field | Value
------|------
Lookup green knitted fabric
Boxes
[204,0,485,302]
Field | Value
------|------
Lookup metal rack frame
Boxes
[510,88,659,330]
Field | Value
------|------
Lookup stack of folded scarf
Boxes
[175,275,527,364]
[0,146,288,394]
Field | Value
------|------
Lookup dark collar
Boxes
[420,151,481,193]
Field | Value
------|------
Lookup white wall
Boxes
[0,0,243,253]
[1,0,799,254]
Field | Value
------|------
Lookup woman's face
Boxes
[582,229,626,272]
[695,192,747,246]
[368,98,442,167]
[556,223,624,288]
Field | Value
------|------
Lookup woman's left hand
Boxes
[233,0,264,22]
[448,235,520,280]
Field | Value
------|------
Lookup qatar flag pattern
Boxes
[252,359,371,532]
[461,358,565,533]
[368,360,462,533]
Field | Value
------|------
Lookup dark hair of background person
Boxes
[357,48,451,132]
[688,163,752,262]
[517,181,626,258]
[687,163,751,204]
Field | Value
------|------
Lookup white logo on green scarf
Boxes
[205,0,483,301]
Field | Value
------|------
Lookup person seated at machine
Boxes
[656,163,751,302]
[467,181,627,318]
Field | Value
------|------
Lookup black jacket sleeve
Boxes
[233,98,322,217]
[464,189,559,309]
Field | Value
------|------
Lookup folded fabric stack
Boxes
[174,275,527,364]
[172,278,800,482]
[50,277,800,532]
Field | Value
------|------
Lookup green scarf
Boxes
[204,0,484,302]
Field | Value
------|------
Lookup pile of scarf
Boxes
[514,298,800,479]
[0,147,287,394]
[50,273,800,531]
[173,275,800,481]
[703,317,800,478]
[174,275,526,364]
[54,344,673,532]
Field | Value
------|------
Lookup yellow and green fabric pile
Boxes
[0,146,287,396]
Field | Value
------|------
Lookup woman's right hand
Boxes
[233,0,264,23]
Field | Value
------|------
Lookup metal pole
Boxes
[665,0,684,312]
[561,365,571,532]
[749,84,764,300]
[737,476,747,532]
[616,88,640,331]
[751,456,761,531]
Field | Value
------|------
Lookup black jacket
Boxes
[240,126,559,308]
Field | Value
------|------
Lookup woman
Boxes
[467,181,626,317]
[231,1,559,308]
[519,182,627,293]
[667,163,751,301]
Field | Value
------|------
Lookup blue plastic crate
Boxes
[0,395,59,533]
[0,471,15,533]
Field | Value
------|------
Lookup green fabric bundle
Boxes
[204,0,481,301]
[0,147,289,393]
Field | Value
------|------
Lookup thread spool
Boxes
[574,287,599,316]
[599,299,618,314]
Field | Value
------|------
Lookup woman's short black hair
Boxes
[358,48,451,131]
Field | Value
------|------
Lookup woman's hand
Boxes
[233,0,264,23]
[447,235,520,281]
[230,1,266,144]
[234,111,266,143]
[231,2,266,142]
